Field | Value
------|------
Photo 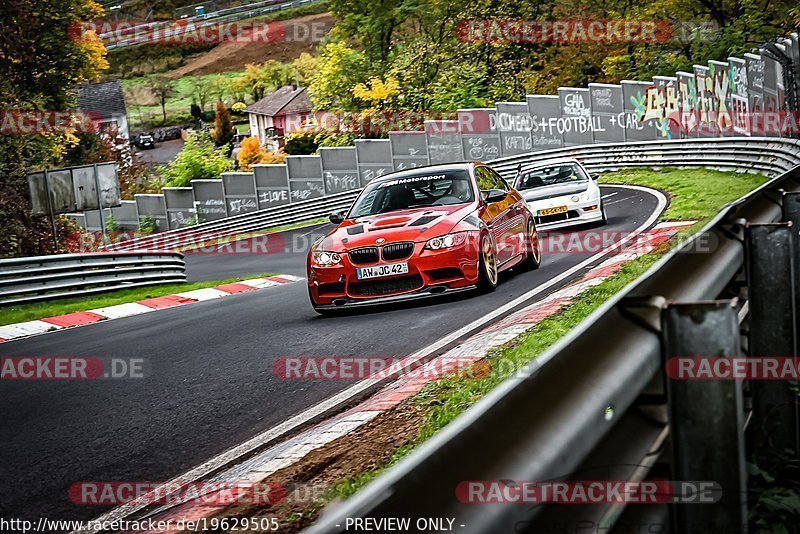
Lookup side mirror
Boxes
[590,173,600,181]
[329,211,345,224]
[484,189,507,203]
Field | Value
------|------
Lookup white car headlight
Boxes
[313,251,342,266]
[580,192,590,201]
[424,233,467,250]
[571,195,580,203]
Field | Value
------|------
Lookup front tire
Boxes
[519,218,541,271]
[477,233,499,293]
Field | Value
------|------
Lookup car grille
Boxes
[348,247,379,265]
[381,242,414,261]
[349,275,423,297]
[536,210,580,225]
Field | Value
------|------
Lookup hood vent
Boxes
[410,215,440,226]
[347,225,365,235]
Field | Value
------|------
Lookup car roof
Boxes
[370,162,476,184]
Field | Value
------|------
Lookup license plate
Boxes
[538,205,568,216]
[357,262,409,279]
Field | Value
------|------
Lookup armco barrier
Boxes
[308,162,800,534]
[104,0,323,50]
[0,252,186,305]
[108,189,359,251]
[106,137,800,251]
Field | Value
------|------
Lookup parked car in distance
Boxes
[135,133,156,150]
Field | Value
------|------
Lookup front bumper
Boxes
[308,235,481,307]
[527,198,604,229]
[311,284,478,309]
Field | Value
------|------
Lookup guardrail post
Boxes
[662,300,747,534]
[745,222,800,459]
[782,192,800,353]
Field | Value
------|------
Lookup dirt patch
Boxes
[214,401,425,532]
[167,13,335,78]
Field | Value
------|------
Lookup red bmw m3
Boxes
[307,162,541,313]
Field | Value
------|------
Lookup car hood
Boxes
[317,204,475,252]
[520,181,589,202]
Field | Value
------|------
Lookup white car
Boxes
[512,159,607,229]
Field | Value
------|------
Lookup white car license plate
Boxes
[357,262,409,279]
[538,205,568,216]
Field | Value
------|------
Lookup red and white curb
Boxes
[99,221,694,532]
[0,275,302,344]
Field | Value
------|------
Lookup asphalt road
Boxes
[0,186,661,522]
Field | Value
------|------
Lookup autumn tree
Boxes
[235,137,287,170]
[149,76,175,123]
[308,41,367,110]
[211,100,235,148]
[0,0,109,257]
[189,76,212,112]
[352,76,400,109]
[292,53,318,86]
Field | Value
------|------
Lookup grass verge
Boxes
[0,273,277,327]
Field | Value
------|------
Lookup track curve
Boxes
[0,185,662,521]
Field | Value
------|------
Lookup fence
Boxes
[0,252,186,306]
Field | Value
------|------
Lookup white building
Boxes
[77,80,130,139]
[244,85,314,151]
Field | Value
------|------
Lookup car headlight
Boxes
[571,195,580,203]
[424,232,467,250]
[312,251,342,266]
[580,192,590,201]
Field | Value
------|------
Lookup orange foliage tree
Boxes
[237,137,285,171]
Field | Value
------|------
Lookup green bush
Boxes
[105,214,119,234]
[283,131,320,155]
[139,216,156,234]
[161,131,233,187]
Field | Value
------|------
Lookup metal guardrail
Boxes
[0,252,186,306]
[109,189,359,251]
[489,137,800,179]
[109,137,800,252]
[104,0,321,50]
[308,160,800,532]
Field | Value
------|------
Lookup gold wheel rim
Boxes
[529,222,541,263]
[483,239,497,285]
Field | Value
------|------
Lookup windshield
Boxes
[515,163,588,190]
[349,170,474,217]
